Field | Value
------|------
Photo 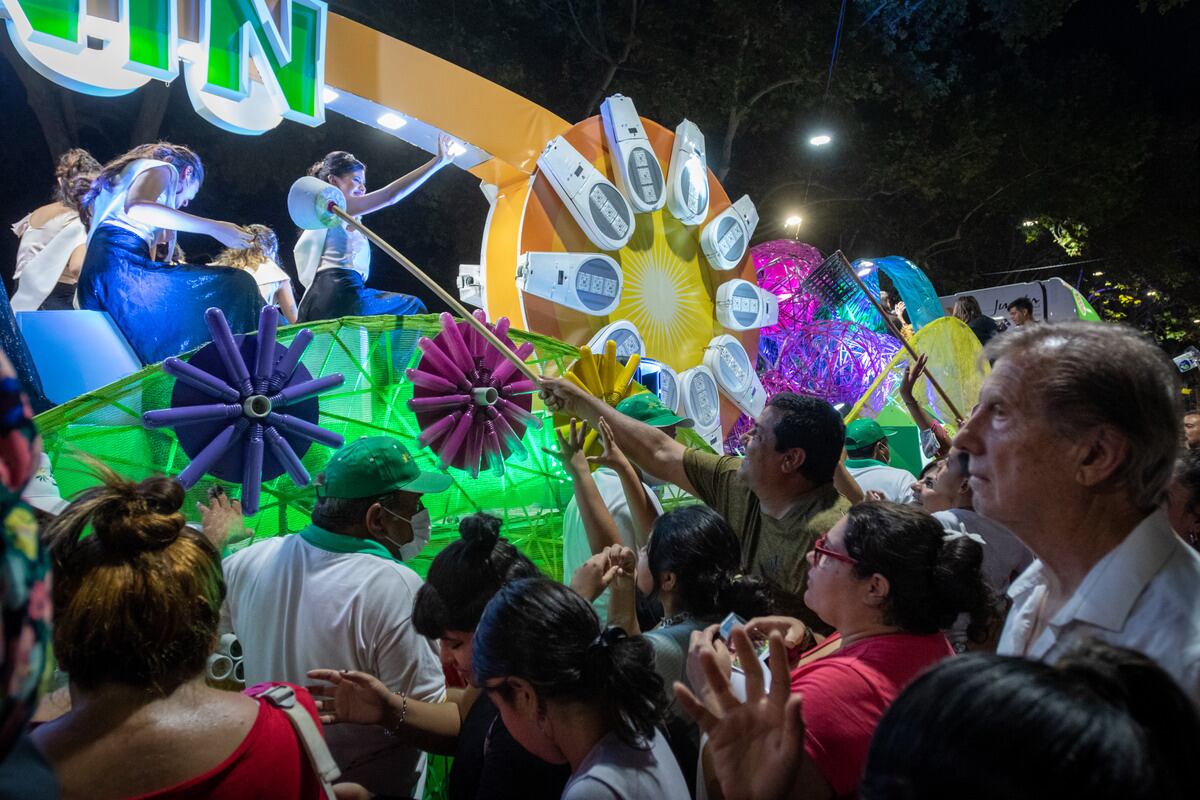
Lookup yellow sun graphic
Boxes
[620,215,711,362]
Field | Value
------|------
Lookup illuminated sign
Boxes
[0,0,326,134]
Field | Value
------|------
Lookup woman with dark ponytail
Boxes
[690,501,997,799]
[473,577,689,799]
[580,505,770,791]
[293,136,455,323]
[309,514,569,800]
[75,142,263,364]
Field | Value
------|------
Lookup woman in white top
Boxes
[11,148,100,311]
[294,135,456,323]
[76,142,261,364]
[211,225,299,323]
[473,578,690,800]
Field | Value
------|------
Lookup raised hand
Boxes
[212,221,255,250]
[196,486,248,549]
[540,418,591,475]
[900,353,928,401]
[305,669,392,727]
[683,624,733,717]
[537,376,593,419]
[436,134,460,165]
[570,549,621,602]
[745,615,809,652]
[588,416,632,472]
[675,629,807,800]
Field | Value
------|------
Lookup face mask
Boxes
[381,507,432,561]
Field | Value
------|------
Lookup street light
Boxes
[783,214,802,239]
[809,134,833,147]
[1092,271,1105,277]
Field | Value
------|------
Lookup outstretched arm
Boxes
[345,135,456,217]
[123,166,252,249]
[540,378,696,496]
[307,669,469,756]
[899,354,951,458]
[591,417,660,548]
[544,420,622,554]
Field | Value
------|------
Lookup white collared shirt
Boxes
[220,527,445,797]
[998,510,1200,704]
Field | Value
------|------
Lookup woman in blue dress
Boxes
[77,143,262,365]
[294,135,455,323]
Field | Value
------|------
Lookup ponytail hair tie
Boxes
[944,523,986,546]
[589,626,628,652]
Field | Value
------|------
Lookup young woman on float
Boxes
[11,148,100,311]
[76,142,261,365]
[294,135,456,323]
[211,225,299,324]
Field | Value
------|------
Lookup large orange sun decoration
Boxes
[470,97,776,449]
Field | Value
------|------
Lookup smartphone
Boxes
[718,612,746,642]
[719,612,769,670]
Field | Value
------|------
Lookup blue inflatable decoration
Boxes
[855,256,945,331]
[142,306,346,515]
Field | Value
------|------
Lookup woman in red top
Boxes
[688,502,996,799]
[30,467,357,799]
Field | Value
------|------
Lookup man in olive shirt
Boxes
[540,380,849,631]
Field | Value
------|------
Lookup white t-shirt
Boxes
[998,510,1200,705]
[88,158,177,249]
[562,729,690,800]
[220,526,445,797]
[294,222,371,289]
[243,258,292,303]
[11,209,85,311]
[846,460,916,503]
[562,467,663,623]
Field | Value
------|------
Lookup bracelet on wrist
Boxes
[382,691,408,736]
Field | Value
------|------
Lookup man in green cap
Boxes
[551,392,692,623]
[220,436,451,797]
[844,418,917,502]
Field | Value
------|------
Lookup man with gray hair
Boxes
[954,322,1200,703]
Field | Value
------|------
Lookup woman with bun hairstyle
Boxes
[11,148,100,310]
[473,577,689,800]
[76,142,262,364]
[211,224,299,323]
[30,467,360,799]
[308,513,569,800]
[688,501,997,800]
[294,135,456,323]
[576,505,770,792]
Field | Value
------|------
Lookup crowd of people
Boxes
[2,148,1200,800]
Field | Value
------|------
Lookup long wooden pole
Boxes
[837,252,966,423]
[329,205,541,384]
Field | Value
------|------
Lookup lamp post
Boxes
[784,214,803,239]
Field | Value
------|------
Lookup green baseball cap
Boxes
[317,436,452,498]
[845,419,895,450]
[616,392,694,428]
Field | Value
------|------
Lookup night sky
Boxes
[1,1,1197,322]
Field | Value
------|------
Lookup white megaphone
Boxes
[288,176,347,230]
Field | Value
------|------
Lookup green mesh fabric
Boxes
[34,314,709,582]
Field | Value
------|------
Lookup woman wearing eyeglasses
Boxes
[688,501,996,800]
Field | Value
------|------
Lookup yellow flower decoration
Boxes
[6,506,39,560]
